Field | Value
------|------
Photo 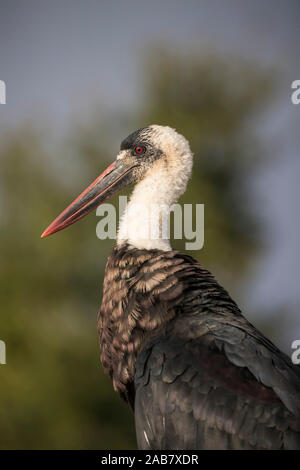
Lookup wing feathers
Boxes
[135,334,300,450]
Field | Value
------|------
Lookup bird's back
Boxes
[98,246,300,449]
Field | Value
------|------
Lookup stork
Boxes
[42,125,300,450]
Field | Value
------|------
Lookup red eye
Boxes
[134,146,145,155]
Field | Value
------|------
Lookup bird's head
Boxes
[41,125,193,238]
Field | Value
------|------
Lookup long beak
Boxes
[41,159,136,238]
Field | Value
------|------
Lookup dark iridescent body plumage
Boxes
[98,245,300,449]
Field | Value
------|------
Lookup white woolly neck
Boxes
[117,127,193,251]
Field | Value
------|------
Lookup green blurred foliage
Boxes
[0,49,274,448]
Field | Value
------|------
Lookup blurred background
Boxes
[0,0,299,449]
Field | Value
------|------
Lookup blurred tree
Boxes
[0,128,135,449]
[0,48,274,448]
